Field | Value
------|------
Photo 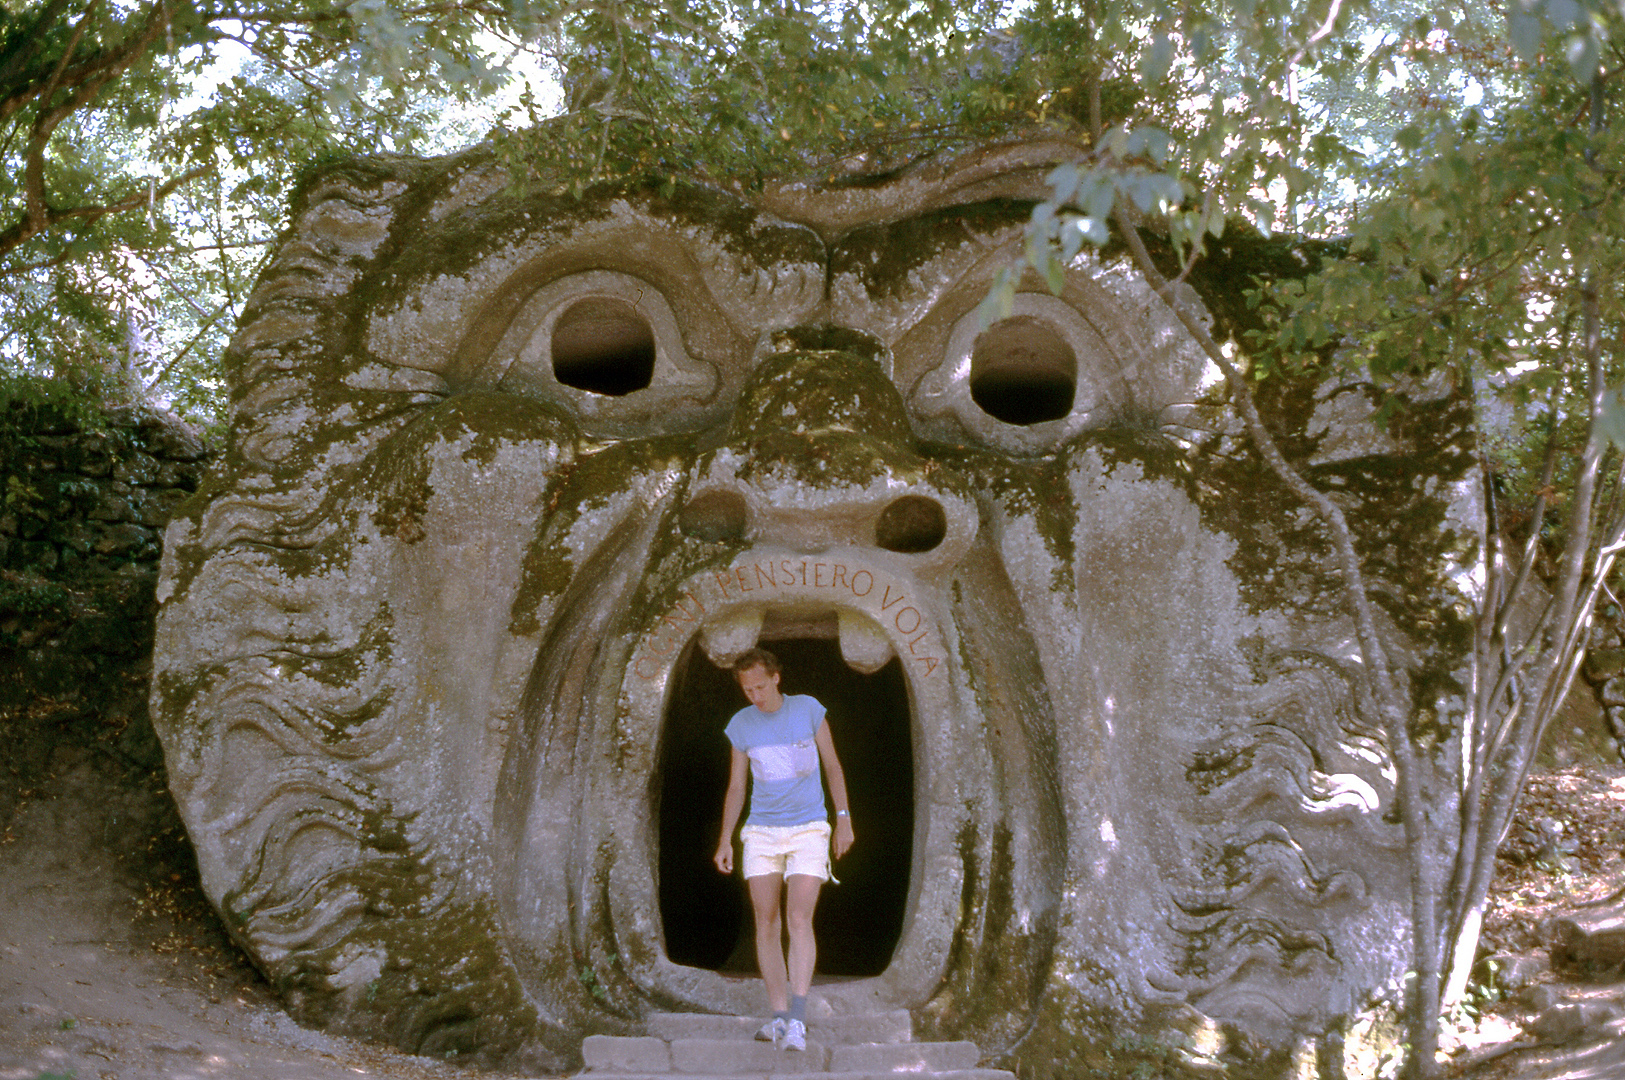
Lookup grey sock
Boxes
[789,995,807,1024]
[774,1009,788,1021]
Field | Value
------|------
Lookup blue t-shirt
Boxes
[725,694,828,827]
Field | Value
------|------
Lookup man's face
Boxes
[737,664,783,713]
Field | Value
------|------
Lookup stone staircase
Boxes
[579,1009,1015,1080]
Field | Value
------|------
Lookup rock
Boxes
[1517,983,1564,1012]
[113,453,161,486]
[1528,1001,1623,1044]
[87,485,137,523]
[71,435,116,477]
[92,523,155,557]
[1478,952,1547,992]
[1603,676,1625,707]
[148,144,1485,1072]
[1547,903,1625,978]
[1586,647,1625,682]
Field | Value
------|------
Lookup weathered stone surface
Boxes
[669,1037,829,1072]
[2,403,210,832]
[1548,904,1625,978]
[828,1041,980,1071]
[1584,647,1625,682]
[149,145,1480,1076]
[1476,952,1548,992]
[584,1035,673,1072]
[1528,1000,1623,1044]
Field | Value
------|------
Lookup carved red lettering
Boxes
[894,607,922,635]
[714,570,735,599]
[781,559,796,583]
[736,566,754,592]
[799,561,808,586]
[849,570,874,597]
[831,564,848,590]
[814,563,828,588]
[906,628,930,655]
[917,656,939,677]
[635,656,663,679]
[881,585,906,611]
[755,562,778,589]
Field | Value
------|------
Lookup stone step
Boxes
[647,1010,913,1045]
[829,1042,981,1073]
[575,1072,1015,1080]
[582,1035,987,1076]
[584,1035,831,1073]
[672,1038,832,1073]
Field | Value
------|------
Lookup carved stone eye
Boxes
[969,316,1077,426]
[551,297,656,396]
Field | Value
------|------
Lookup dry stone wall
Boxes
[0,402,211,819]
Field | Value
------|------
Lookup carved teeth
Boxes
[838,609,894,673]
[699,607,766,667]
[697,604,898,673]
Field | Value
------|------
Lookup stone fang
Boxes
[838,608,895,673]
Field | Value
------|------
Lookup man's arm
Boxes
[714,747,749,873]
[815,719,855,858]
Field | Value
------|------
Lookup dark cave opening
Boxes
[655,637,914,978]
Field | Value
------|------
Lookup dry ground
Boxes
[4,741,1625,1080]
[0,743,539,1080]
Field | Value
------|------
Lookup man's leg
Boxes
[784,873,823,997]
[748,873,790,1013]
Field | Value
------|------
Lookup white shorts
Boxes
[740,821,832,881]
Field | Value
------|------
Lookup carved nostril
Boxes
[875,495,947,554]
[680,490,747,543]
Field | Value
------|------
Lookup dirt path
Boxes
[0,744,539,1080]
[5,742,1625,1079]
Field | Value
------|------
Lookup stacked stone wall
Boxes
[0,402,213,824]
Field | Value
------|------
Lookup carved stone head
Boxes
[151,142,1476,1072]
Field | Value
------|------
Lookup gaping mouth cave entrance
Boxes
[657,636,914,978]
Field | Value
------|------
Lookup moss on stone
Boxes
[833,198,1033,300]
[510,435,691,635]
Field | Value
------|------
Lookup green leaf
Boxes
[1545,0,1581,29]
[976,266,1018,329]
[1565,32,1599,84]
[1508,12,1542,62]
[1084,175,1115,222]
[1125,126,1173,165]
[1059,218,1087,261]
[1141,33,1175,84]
[1598,387,1625,450]
[1046,161,1080,204]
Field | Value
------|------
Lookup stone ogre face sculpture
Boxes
[151,144,1475,1072]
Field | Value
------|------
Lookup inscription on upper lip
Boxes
[634,555,944,680]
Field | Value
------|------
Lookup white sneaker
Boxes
[756,1017,786,1044]
[782,1019,806,1052]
